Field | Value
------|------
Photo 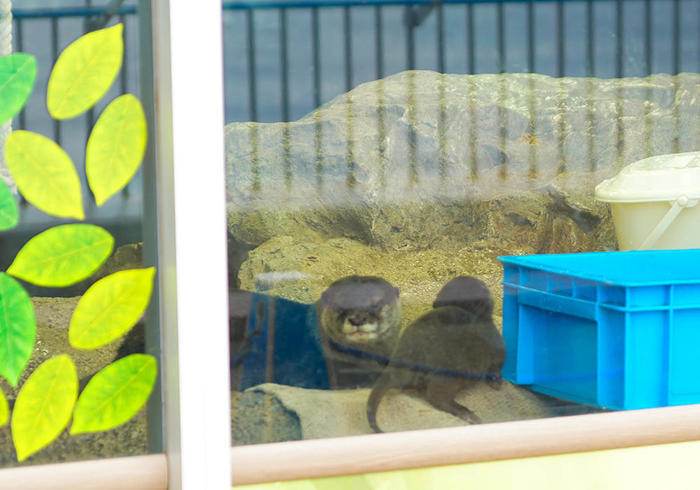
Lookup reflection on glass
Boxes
[223,0,698,444]
[0,3,154,467]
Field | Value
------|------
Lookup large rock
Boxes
[237,235,516,329]
[225,71,698,252]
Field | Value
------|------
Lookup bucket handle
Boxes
[639,195,699,249]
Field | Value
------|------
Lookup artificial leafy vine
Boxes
[0,23,157,462]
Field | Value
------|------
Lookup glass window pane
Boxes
[224,0,699,448]
[0,0,160,466]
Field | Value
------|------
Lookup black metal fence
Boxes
[11,0,699,130]
[6,0,699,228]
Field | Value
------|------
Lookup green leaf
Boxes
[86,94,147,206]
[0,273,36,387]
[69,267,156,350]
[7,224,114,287]
[0,53,37,125]
[11,355,78,462]
[0,388,8,427]
[4,130,84,220]
[0,179,19,231]
[47,23,124,120]
[70,354,156,434]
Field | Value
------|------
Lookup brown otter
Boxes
[316,275,401,388]
[366,276,505,432]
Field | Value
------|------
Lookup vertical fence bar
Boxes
[586,0,594,76]
[343,6,356,187]
[312,6,321,108]
[497,2,504,73]
[644,0,652,75]
[375,5,384,79]
[586,0,596,172]
[437,3,445,73]
[672,0,680,75]
[556,1,566,175]
[311,7,321,109]
[643,0,652,158]
[466,2,477,179]
[280,8,292,188]
[311,6,323,189]
[344,6,353,92]
[246,9,257,122]
[246,8,259,192]
[14,18,25,130]
[120,13,130,196]
[280,8,290,122]
[437,3,446,180]
[375,5,386,189]
[85,0,95,142]
[615,0,624,166]
[50,17,61,146]
[556,1,564,77]
[672,0,680,152]
[615,0,623,78]
[406,7,415,70]
[527,0,534,73]
[466,3,474,74]
[497,1,507,180]
[527,0,537,178]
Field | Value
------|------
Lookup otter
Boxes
[366,276,505,433]
[316,275,401,388]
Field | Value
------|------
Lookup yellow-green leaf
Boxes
[0,179,19,231]
[0,53,37,125]
[11,355,78,462]
[69,267,156,350]
[7,224,114,287]
[47,23,124,119]
[0,388,8,427]
[0,273,36,387]
[86,94,147,206]
[70,354,157,434]
[4,130,84,220]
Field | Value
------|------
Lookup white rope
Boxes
[0,0,16,193]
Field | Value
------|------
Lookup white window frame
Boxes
[150,0,232,488]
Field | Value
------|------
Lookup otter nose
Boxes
[348,313,369,326]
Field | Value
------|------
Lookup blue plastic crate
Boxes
[498,249,700,410]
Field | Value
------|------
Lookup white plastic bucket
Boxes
[595,151,700,251]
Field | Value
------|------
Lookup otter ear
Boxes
[393,286,400,297]
[319,288,333,306]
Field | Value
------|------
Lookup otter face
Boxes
[317,276,401,351]
[330,302,400,344]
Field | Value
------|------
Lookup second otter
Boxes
[366,276,505,432]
